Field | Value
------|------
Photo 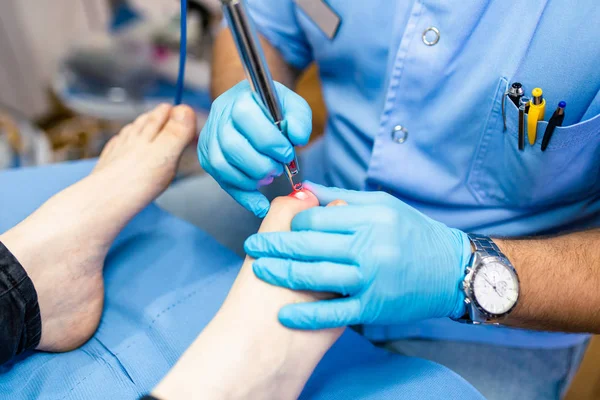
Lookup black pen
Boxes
[518,96,530,151]
[503,82,524,130]
[541,101,566,151]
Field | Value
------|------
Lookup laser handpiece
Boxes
[220,0,303,192]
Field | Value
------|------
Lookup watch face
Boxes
[472,259,519,316]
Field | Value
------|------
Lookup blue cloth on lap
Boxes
[0,161,484,399]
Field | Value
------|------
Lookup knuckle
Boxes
[348,235,366,261]
[213,89,234,108]
[253,163,272,179]
[266,235,284,254]
[211,155,228,173]
[350,267,364,286]
[218,130,237,153]
[211,96,226,111]
[372,206,397,226]
[231,93,254,121]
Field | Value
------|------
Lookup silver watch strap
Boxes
[467,233,506,261]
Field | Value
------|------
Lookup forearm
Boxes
[495,229,600,333]
[211,28,300,98]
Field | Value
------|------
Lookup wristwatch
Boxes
[454,234,520,325]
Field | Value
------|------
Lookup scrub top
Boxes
[244,0,600,349]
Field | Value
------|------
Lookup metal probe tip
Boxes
[285,170,303,191]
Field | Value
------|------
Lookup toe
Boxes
[260,192,319,233]
[119,123,136,139]
[129,112,150,136]
[154,105,197,150]
[326,200,348,207]
[139,103,173,140]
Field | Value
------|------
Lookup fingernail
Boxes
[252,261,265,276]
[271,164,284,177]
[258,176,275,187]
[278,309,298,328]
[244,235,258,252]
[253,262,278,283]
[280,147,294,163]
[255,199,270,218]
[302,180,316,191]
[172,106,193,127]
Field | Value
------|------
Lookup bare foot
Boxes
[0,104,196,352]
[153,192,347,400]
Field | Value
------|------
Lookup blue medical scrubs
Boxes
[0,161,485,400]
[247,0,600,348]
[242,0,600,396]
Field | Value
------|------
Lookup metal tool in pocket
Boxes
[502,82,524,131]
[296,0,341,40]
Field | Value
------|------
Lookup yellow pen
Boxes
[527,88,546,145]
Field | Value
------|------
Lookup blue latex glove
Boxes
[244,183,473,329]
[198,81,312,217]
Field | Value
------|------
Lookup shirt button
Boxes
[391,125,408,143]
[422,27,440,46]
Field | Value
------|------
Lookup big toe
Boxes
[326,199,348,207]
[154,105,197,152]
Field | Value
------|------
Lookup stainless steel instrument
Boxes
[221,0,303,191]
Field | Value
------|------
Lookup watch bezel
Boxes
[465,253,520,320]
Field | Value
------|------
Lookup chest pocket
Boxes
[467,78,600,208]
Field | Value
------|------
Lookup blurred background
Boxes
[0,0,326,178]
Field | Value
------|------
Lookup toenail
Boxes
[172,107,193,126]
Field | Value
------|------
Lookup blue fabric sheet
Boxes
[0,161,484,399]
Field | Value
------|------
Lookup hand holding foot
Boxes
[152,192,347,400]
[0,104,196,353]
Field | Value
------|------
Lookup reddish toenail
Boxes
[290,189,309,200]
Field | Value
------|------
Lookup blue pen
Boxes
[541,101,566,152]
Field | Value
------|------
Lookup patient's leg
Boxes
[0,104,196,353]
[152,192,345,400]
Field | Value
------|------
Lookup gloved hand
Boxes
[244,183,473,329]
[198,81,312,217]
